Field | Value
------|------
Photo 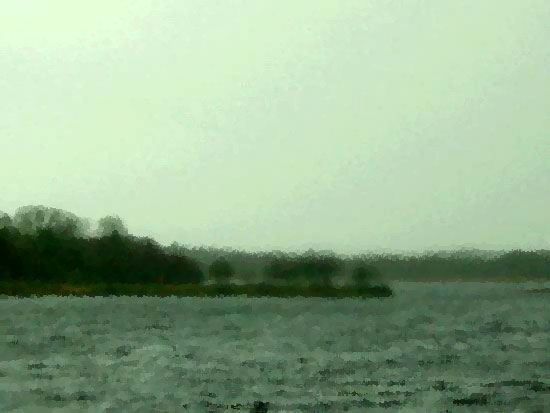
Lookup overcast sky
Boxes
[1,1,549,254]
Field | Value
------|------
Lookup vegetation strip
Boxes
[0,282,392,298]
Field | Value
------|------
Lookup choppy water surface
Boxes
[0,282,549,412]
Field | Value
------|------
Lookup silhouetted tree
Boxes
[263,254,342,286]
[47,208,90,237]
[97,215,128,237]
[0,227,23,280]
[209,257,235,284]
[264,257,292,283]
[12,205,90,237]
[166,254,205,284]
[0,212,12,229]
[309,255,341,286]
[352,265,381,286]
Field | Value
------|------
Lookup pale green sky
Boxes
[1,1,549,253]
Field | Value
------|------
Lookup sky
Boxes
[1,0,549,254]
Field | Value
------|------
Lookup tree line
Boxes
[1,205,549,286]
[0,205,380,286]
[0,206,203,285]
[168,244,550,283]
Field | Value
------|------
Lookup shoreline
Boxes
[525,288,550,294]
[0,282,393,298]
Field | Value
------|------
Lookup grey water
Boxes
[0,282,549,412]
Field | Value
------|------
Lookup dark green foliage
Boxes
[97,215,128,237]
[358,250,550,281]
[264,253,342,286]
[209,257,235,284]
[12,205,90,237]
[1,205,549,291]
[180,244,550,283]
[0,281,393,298]
[0,211,12,229]
[352,265,380,286]
[0,227,23,280]
[0,217,204,285]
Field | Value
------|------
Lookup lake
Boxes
[0,282,549,412]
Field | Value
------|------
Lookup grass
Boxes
[0,281,393,298]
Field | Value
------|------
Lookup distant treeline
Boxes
[1,206,549,285]
[170,245,550,282]
[0,214,204,285]
[355,251,550,281]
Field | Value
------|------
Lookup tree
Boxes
[12,205,44,234]
[0,228,22,280]
[317,256,340,287]
[209,257,234,284]
[47,209,90,237]
[352,265,381,286]
[0,212,12,229]
[97,215,128,237]
[12,205,90,237]
[264,257,291,284]
[298,253,341,287]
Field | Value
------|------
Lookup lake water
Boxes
[0,282,549,412]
